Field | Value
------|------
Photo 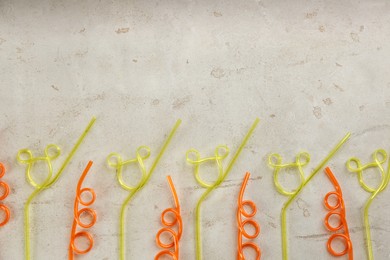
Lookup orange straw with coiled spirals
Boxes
[237,172,261,260]
[69,161,97,260]
[0,163,10,227]
[155,175,182,260]
[324,167,353,260]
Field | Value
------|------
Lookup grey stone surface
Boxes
[0,1,389,259]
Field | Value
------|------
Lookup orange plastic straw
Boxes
[324,167,353,260]
[69,161,96,260]
[0,163,10,226]
[155,175,182,260]
[237,172,260,260]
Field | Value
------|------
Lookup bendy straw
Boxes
[17,117,96,260]
[346,149,390,260]
[106,119,181,260]
[268,132,350,260]
[186,118,259,260]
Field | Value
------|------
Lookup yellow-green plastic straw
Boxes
[346,149,390,260]
[17,117,96,260]
[186,118,259,260]
[107,119,181,260]
[269,132,350,260]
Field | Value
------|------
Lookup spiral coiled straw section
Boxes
[237,172,260,260]
[323,167,353,260]
[155,176,182,260]
[69,161,96,260]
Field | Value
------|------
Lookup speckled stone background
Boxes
[0,1,390,259]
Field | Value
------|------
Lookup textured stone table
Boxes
[0,1,389,259]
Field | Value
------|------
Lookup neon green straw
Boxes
[106,119,181,260]
[17,117,96,260]
[346,149,390,260]
[186,118,260,260]
[268,132,351,260]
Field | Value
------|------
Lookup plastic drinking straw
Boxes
[186,118,260,260]
[346,149,390,260]
[17,117,96,260]
[106,119,181,260]
[237,172,260,260]
[69,160,96,260]
[323,167,353,260]
[0,163,10,226]
[268,132,351,260]
[155,175,182,260]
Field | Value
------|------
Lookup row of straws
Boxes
[0,117,389,260]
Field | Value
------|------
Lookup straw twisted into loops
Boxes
[106,119,181,260]
[187,119,260,260]
[267,133,351,260]
[155,176,182,260]
[17,116,96,260]
[69,161,96,259]
[106,146,153,260]
[346,149,388,193]
[107,146,151,191]
[0,163,10,226]
[323,167,353,260]
[186,145,229,188]
[237,172,260,260]
[17,144,61,189]
[346,149,390,260]
[268,152,310,196]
